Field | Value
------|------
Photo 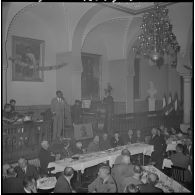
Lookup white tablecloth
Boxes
[143,165,190,193]
[37,177,57,190]
[48,143,153,174]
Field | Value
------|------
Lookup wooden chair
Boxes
[171,165,185,183]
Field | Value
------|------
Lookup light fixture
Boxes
[133,3,180,68]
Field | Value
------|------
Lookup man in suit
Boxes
[170,143,192,182]
[51,90,68,141]
[39,140,55,175]
[3,166,24,193]
[124,129,136,144]
[111,155,134,192]
[87,135,100,153]
[54,167,74,193]
[110,132,124,148]
[138,173,163,193]
[23,176,37,193]
[149,127,166,169]
[88,166,116,193]
[100,132,111,151]
[14,158,39,180]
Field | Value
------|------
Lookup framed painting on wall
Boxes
[12,36,45,81]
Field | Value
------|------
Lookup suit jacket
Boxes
[149,135,166,153]
[88,175,116,193]
[39,148,55,175]
[51,97,65,115]
[15,164,39,180]
[110,137,124,148]
[87,141,100,153]
[138,183,163,193]
[100,139,111,151]
[54,175,72,193]
[3,177,25,193]
[111,164,134,192]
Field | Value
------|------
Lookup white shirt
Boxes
[24,188,31,193]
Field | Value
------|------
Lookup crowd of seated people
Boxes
[3,123,192,193]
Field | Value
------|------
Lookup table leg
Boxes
[143,153,144,165]
[77,170,82,186]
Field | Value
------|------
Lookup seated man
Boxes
[124,129,135,144]
[121,165,143,192]
[38,140,55,175]
[124,184,140,193]
[134,130,144,143]
[100,132,111,151]
[88,166,116,193]
[87,135,100,153]
[111,155,134,192]
[3,166,24,193]
[3,103,17,124]
[114,149,131,165]
[72,141,86,155]
[54,167,74,193]
[110,132,124,148]
[138,173,163,193]
[14,158,39,180]
[170,143,192,182]
[23,176,37,193]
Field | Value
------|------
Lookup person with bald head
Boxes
[14,158,39,180]
[38,140,55,175]
[54,167,75,193]
[138,172,163,193]
[111,155,134,192]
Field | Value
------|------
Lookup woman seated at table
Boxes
[110,131,124,148]
[170,143,192,182]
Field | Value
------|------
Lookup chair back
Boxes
[171,165,185,183]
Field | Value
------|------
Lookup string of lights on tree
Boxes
[133,3,180,68]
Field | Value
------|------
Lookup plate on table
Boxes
[37,177,57,190]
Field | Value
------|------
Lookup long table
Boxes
[143,165,190,193]
[48,143,153,174]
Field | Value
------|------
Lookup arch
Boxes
[71,4,104,70]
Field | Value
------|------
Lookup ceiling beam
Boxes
[100,2,177,15]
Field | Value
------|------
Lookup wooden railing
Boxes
[3,120,52,164]
[111,110,183,135]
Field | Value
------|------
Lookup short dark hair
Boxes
[23,176,34,188]
[99,165,110,174]
[176,143,184,153]
[10,99,16,104]
[64,167,74,177]
[56,90,61,95]
[125,184,140,193]
[121,149,131,157]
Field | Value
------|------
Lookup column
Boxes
[126,75,134,113]
[180,74,191,132]
[182,74,191,124]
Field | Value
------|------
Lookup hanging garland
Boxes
[9,57,67,71]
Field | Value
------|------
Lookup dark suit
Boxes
[3,177,25,193]
[14,164,39,180]
[54,175,72,193]
[149,135,167,169]
[124,135,136,144]
[39,148,55,175]
[138,183,163,193]
[100,139,111,151]
[110,137,124,148]
[111,164,134,192]
[88,175,116,192]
